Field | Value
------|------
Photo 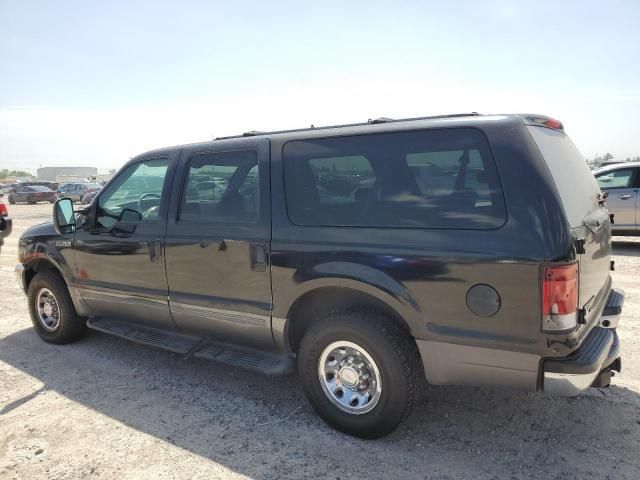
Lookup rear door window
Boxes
[283,128,506,229]
[179,150,259,222]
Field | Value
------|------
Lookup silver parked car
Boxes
[59,183,102,203]
[593,162,640,235]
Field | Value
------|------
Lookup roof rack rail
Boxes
[368,117,394,124]
[214,112,481,141]
[242,130,266,137]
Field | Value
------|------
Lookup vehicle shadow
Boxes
[1,327,639,479]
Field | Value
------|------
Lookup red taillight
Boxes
[543,119,563,130]
[525,116,564,131]
[542,263,579,332]
[0,202,7,216]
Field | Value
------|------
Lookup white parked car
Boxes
[593,161,640,235]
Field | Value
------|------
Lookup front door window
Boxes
[97,159,169,228]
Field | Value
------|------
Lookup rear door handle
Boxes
[618,194,633,200]
[148,240,162,263]
[251,243,267,272]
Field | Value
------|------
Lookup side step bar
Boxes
[87,317,293,375]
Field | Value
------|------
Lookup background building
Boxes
[37,166,98,182]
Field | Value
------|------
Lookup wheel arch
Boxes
[284,285,417,354]
[22,257,91,317]
[23,258,65,292]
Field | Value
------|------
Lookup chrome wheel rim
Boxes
[318,341,382,415]
[36,288,60,332]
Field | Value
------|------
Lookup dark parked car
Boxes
[0,198,11,253]
[593,161,640,235]
[20,181,59,190]
[7,185,57,204]
[15,113,623,438]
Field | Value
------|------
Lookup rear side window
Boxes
[283,128,506,229]
[179,150,259,222]
[596,169,636,189]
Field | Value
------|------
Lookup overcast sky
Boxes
[1,0,639,173]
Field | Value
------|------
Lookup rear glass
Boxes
[527,126,600,228]
[283,128,506,229]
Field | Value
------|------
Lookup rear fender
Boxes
[280,261,423,344]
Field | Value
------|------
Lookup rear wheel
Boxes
[28,271,87,344]
[8,196,15,205]
[298,309,420,438]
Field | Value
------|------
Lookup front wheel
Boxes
[298,309,420,439]
[28,271,87,344]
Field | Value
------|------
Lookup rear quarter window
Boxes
[283,128,506,229]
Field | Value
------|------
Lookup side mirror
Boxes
[112,208,142,235]
[53,198,76,235]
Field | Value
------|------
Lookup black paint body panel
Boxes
[16,115,612,363]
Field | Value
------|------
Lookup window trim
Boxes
[177,148,261,225]
[281,127,508,231]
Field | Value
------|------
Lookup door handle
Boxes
[618,194,633,200]
[148,240,162,263]
[251,243,267,272]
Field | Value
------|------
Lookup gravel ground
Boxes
[1,203,639,480]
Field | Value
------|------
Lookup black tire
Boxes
[28,271,87,344]
[8,196,15,205]
[298,309,420,439]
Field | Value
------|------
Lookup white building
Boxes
[37,166,98,182]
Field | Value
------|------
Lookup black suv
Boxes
[16,114,624,438]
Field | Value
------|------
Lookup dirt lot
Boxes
[1,203,639,480]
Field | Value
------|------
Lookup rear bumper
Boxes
[599,288,624,329]
[543,327,621,396]
[543,287,624,396]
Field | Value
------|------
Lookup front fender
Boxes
[19,222,76,288]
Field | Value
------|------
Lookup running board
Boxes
[86,317,292,375]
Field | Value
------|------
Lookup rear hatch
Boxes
[527,122,611,328]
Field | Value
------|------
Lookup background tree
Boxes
[0,169,33,180]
